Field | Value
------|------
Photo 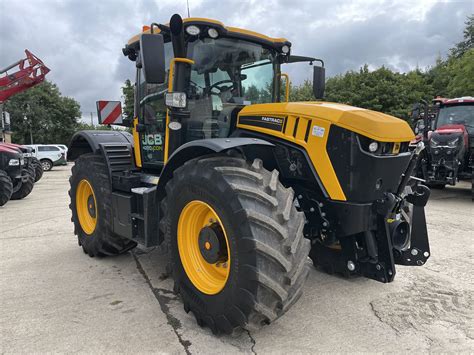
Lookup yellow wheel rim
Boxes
[76,179,97,235]
[177,200,231,295]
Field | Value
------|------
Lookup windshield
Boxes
[437,104,474,134]
[185,37,277,140]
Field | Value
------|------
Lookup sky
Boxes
[0,0,472,123]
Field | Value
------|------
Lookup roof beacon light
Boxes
[186,25,200,36]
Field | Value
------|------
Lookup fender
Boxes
[68,130,134,161]
[156,137,274,196]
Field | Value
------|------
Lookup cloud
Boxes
[1,0,472,121]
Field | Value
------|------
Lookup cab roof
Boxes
[433,96,474,105]
[127,17,290,50]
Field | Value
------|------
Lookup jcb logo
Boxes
[142,134,162,146]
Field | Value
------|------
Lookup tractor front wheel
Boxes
[161,155,310,334]
[11,169,34,200]
[32,157,44,182]
[69,154,136,256]
[0,170,13,206]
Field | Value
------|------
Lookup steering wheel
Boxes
[209,79,237,95]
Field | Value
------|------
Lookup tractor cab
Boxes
[122,16,325,173]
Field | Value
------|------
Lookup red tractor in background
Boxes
[411,96,474,199]
[0,50,50,206]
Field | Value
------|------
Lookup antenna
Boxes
[186,0,190,17]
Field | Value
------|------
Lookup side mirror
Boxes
[139,33,166,84]
[313,66,325,99]
[411,103,420,120]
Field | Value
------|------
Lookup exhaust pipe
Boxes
[170,14,186,58]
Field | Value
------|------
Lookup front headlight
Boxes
[368,141,379,152]
[165,92,187,108]
[8,159,20,166]
[430,138,439,148]
[447,137,459,148]
[20,158,24,165]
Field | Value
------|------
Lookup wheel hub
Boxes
[87,195,96,218]
[177,200,231,295]
[198,224,227,264]
[76,179,97,235]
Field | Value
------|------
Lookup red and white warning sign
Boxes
[96,101,123,125]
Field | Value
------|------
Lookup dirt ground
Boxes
[1,164,473,353]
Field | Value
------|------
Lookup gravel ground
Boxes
[1,164,472,353]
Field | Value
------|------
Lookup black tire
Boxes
[11,168,35,200]
[41,159,53,171]
[161,156,310,334]
[26,163,36,182]
[471,167,473,201]
[69,153,137,256]
[0,170,13,206]
[32,157,43,182]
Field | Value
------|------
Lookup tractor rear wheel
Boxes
[32,157,43,182]
[69,153,137,256]
[0,170,13,206]
[161,155,310,334]
[11,169,34,200]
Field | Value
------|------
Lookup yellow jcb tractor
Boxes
[68,14,431,334]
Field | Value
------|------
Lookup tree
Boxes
[121,79,134,120]
[450,15,473,58]
[4,81,81,144]
[289,80,314,101]
[446,49,474,97]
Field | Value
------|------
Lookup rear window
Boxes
[38,146,60,151]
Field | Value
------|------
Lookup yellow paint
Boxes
[132,117,142,167]
[76,179,97,235]
[177,200,230,295]
[237,102,415,201]
[164,57,195,162]
[128,17,289,46]
[241,102,415,142]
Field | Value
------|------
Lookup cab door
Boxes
[136,42,173,171]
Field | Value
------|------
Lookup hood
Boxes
[0,144,22,157]
[435,124,469,147]
[1,142,30,153]
[239,101,415,142]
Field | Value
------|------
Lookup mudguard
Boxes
[157,137,273,195]
[68,130,134,161]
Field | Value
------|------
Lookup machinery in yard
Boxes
[0,143,35,206]
[0,50,50,203]
[2,142,43,182]
[0,50,50,143]
[412,97,473,198]
[67,15,431,334]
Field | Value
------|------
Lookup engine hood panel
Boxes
[239,101,415,142]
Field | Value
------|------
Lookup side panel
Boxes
[237,113,347,201]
